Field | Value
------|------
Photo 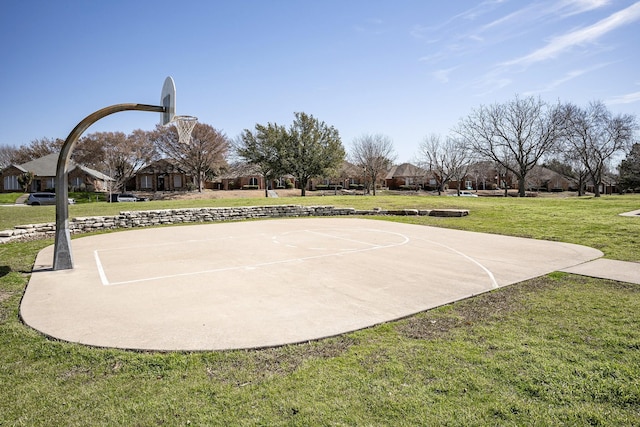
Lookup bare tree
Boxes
[0,144,17,169]
[470,160,493,191]
[455,95,563,197]
[79,131,156,193]
[11,137,64,164]
[73,132,107,170]
[350,134,396,195]
[417,134,471,195]
[155,123,229,192]
[546,155,589,196]
[560,101,637,197]
[235,123,287,197]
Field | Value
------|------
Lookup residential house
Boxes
[310,161,366,190]
[131,159,192,192]
[1,152,112,193]
[217,162,296,191]
[524,166,573,191]
[385,163,430,190]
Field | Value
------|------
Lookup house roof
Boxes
[17,153,60,176]
[138,158,187,175]
[13,153,112,181]
[385,163,427,179]
[339,161,363,177]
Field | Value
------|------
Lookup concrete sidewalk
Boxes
[19,217,632,351]
[561,258,640,284]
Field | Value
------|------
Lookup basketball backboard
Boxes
[160,76,176,125]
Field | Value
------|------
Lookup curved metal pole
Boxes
[53,103,165,270]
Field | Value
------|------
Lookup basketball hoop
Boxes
[172,115,198,144]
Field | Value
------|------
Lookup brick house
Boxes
[385,163,430,190]
[310,161,367,190]
[131,159,192,192]
[1,152,112,193]
[217,163,296,191]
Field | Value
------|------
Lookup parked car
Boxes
[448,191,478,197]
[26,192,76,206]
[116,193,147,202]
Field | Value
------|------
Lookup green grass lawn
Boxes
[0,192,23,204]
[1,194,639,425]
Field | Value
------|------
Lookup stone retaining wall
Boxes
[0,205,468,244]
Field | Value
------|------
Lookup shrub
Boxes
[315,184,343,190]
[399,185,419,191]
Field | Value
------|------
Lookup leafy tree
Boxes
[235,123,288,197]
[561,101,638,197]
[155,123,229,192]
[281,112,345,196]
[350,134,396,196]
[619,143,640,191]
[17,171,34,192]
[455,95,563,197]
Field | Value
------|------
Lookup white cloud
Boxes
[432,67,458,83]
[559,0,611,17]
[503,1,640,67]
[478,0,610,40]
[522,63,611,95]
[410,0,506,39]
[354,18,385,34]
[606,91,640,105]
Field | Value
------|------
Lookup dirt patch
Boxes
[398,276,561,340]
[204,335,358,386]
[0,291,10,303]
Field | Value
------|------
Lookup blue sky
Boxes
[1,0,639,163]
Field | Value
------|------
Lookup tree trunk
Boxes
[577,176,585,196]
[518,175,526,197]
[299,178,307,196]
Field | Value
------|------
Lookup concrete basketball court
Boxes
[21,217,604,351]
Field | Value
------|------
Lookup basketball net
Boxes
[172,115,198,144]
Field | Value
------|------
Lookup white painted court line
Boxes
[415,237,499,288]
[272,228,410,251]
[94,235,237,254]
[96,227,411,287]
[94,250,110,286]
[304,228,409,248]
